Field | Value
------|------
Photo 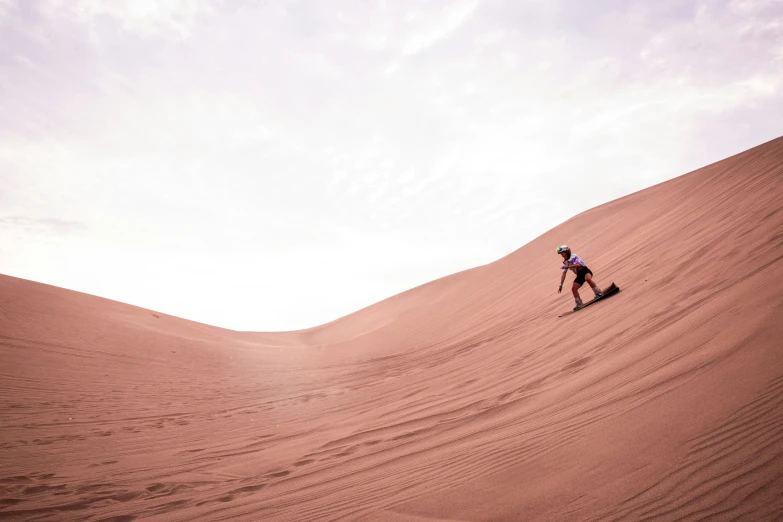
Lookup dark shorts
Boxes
[574,266,593,286]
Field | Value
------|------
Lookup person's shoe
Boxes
[593,287,603,298]
[573,298,584,311]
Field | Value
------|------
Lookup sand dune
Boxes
[2,137,783,521]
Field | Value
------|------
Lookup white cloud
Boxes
[54,0,214,39]
[729,0,783,15]
[0,0,16,18]
[401,0,480,56]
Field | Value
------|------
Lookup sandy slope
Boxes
[2,137,783,521]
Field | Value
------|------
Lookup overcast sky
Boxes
[1,0,781,331]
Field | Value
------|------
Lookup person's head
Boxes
[556,245,571,260]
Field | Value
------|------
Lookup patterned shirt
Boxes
[561,254,587,274]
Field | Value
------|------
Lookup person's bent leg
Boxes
[585,273,603,297]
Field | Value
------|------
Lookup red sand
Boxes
[2,137,783,521]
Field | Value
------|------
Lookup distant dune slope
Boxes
[1,137,782,521]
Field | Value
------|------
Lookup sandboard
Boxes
[558,283,620,317]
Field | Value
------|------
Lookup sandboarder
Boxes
[557,245,603,310]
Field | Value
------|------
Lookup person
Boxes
[556,245,603,310]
